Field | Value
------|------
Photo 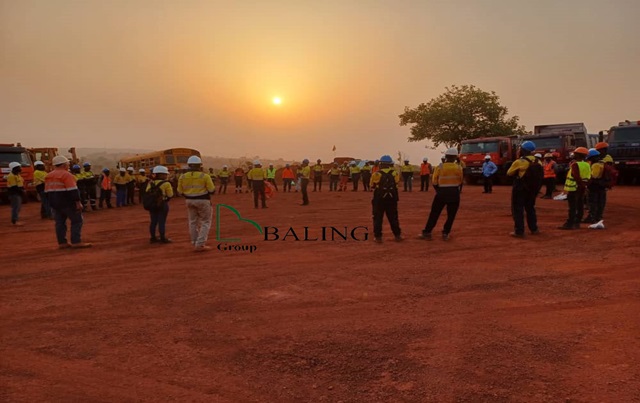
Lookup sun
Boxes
[272,97,282,105]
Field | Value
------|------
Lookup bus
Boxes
[119,148,202,173]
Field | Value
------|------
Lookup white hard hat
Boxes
[34,160,45,166]
[445,147,458,156]
[153,165,169,174]
[119,168,126,172]
[253,159,261,165]
[9,162,21,169]
[534,153,542,158]
[139,168,146,173]
[223,165,228,168]
[423,157,428,162]
[187,155,202,164]
[127,166,134,171]
[484,155,491,160]
[52,155,69,166]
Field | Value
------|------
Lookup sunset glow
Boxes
[272,97,282,105]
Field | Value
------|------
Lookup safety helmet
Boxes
[534,153,542,159]
[269,163,273,166]
[603,155,613,163]
[317,159,321,162]
[52,155,69,166]
[9,162,21,169]
[302,158,309,164]
[285,163,290,167]
[187,155,202,165]
[574,147,589,155]
[445,147,458,156]
[119,167,126,172]
[350,161,356,165]
[379,155,393,163]
[423,157,428,162]
[103,168,110,173]
[127,166,134,171]
[139,168,146,173]
[544,153,553,158]
[521,141,536,152]
[484,155,491,160]
[152,165,169,174]
[595,142,609,150]
[223,165,228,168]
[83,162,91,167]
[253,159,261,166]
[34,160,45,166]
[587,148,600,158]
[72,164,80,170]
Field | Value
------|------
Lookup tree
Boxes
[399,85,527,148]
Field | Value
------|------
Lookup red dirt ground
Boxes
[1,185,639,402]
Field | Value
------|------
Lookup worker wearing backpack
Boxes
[418,148,463,241]
[146,165,174,244]
[177,156,215,251]
[370,154,403,243]
[507,141,541,238]
[558,147,591,229]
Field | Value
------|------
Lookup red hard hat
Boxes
[574,147,589,155]
[595,142,609,150]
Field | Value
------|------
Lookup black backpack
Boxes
[376,170,398,200]
[520,159,544,194]
[143,180,168,211]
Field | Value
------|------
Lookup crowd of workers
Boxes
[4,141,617,248]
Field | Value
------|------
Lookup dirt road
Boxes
[2,186,639,402]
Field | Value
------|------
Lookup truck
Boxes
[0,143,36,202]
[518,122,597,181]
[459,136,518,184]
[607,120,640,184]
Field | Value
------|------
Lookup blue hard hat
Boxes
[83,162,91,167]
[587,148,600,158]
[102,168,110,173]
[521,141,536,152]
[380,155,393,163]
[72,164,80,170]
[302,158,309,164]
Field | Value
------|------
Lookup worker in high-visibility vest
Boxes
[82,162,98,211]
[233,167,245,193]
[583,149,607,224]
[71,164,88,212]
[507,141,542,238]
[419,157,432,192]
[217,165,231,194]
[98,168,113,209]
[247,160,268,209]
[349,161,361,191]
[298,159,311,205]
[328,162,340,191]
[6,162,25,226]
[418,148,463,241]
[281,163,295,192]
[113,167,131,207]
[400,160,413,192]
[266,163,278,191]
[541,153,557,199]
[559,147,591,230]
[312,159,323,192]
[137,169,150,203]
[361,161,372,191]
[126,166,136,205]
[34,160,52,219]
[339,162,350,191]
[177,156,215,250]
[370,155,402,243]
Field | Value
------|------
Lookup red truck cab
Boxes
[0,144,36,202]
[460,136,517,184]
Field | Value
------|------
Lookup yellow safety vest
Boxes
[177,171,214,197]
[433,163,463,187]
[564,161,591,192]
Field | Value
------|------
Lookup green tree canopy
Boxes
[399,85,527,148]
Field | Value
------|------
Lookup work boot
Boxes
[58,243,72,249]
[530,229,541,235]
[557,222,575,230]
[160,237,172,244]
[417,232,432,240]
[150,237,159,244]
[70,243,92,248]
[510,232,525,238]
[394,235,404,242]
[442,233,450,241]
[194,245,212,252]
[374,237,383,243]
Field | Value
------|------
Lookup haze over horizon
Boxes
[2,0,639,163]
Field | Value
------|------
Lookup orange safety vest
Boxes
[101,174,112,190]
[543,161,556,179]
[282,168,295,179]
[420,163,431,175]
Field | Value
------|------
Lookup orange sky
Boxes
[1,0,639,163]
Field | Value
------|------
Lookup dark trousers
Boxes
[313,174,322,191]
[420,175,430,191]
[53,206,83,245]
[116,186,126,207]
[301,178,309,204]
[100,188,112,208]
[351,173,360,191]
[149,203,169,239]
[566,190,585,225]
[512,187,538,234]
[234,177,243,191]
[587,186,606,222]
[266,178,276,191]
[283,178,293,192]
[86,182,97,209]
[329,175,339,191]
[372,198,401,238]
[423,190,460,234]
[37,186,52,218]
[252,181,266,208]
[137,185,146,203]
[402,173,413,191]
[220,178,229,193]
[127,183,136,204]
[77,183,88,209]
[9,193,22,224]
[544,177,556,197]
[362,172,371,191]
[483,175,493,193]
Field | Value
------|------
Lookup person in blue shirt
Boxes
[482,155,498,194]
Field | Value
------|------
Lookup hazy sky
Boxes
[2,0,639,162]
